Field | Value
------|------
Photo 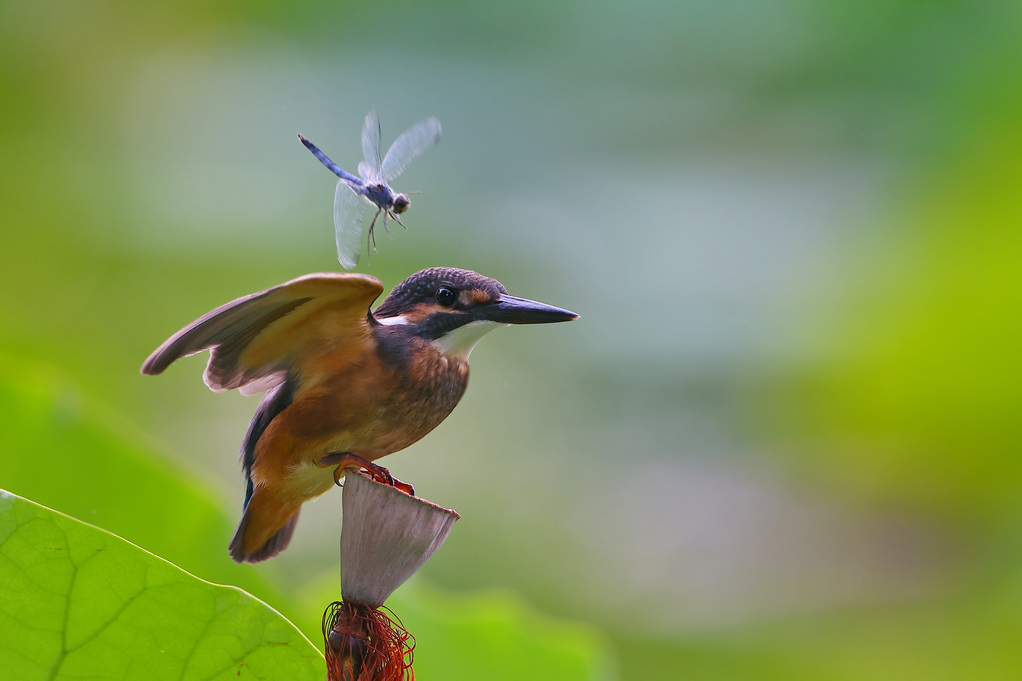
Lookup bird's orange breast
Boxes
[247,336,469,500]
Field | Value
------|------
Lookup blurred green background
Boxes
[2,0,1021,679]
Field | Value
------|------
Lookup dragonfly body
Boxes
[299,111,441,268]
[360,181,407,218]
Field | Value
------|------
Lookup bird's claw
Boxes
[359,462,415,496]
[387,476,415,496]
[319,452,415,496]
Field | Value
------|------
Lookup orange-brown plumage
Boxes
[142,267,577,563]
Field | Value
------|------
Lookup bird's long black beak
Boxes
[474,294,579,324]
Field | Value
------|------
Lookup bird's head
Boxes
[373,267,578,359]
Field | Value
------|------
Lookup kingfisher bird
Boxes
[141,267,577,563]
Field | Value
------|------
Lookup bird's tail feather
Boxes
[228,492,301,564]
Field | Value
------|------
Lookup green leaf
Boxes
[0,490,323,681]
[0,360,276,602]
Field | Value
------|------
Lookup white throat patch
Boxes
[377,315,410,326]
[430,320,506,359]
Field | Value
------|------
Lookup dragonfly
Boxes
[299,111,442,269]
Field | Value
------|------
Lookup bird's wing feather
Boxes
[141,273,384,393]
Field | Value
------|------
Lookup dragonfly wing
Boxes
[357,161,374,183]
[380,116,442,183]
[360,110,382,183]
[333,180,367,269]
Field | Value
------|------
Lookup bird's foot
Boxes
[318,452,415,496]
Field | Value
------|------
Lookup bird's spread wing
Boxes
[141,273,385,394]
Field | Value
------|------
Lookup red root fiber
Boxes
[323,600,415,681]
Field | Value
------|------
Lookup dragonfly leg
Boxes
[390,211,407,230]
[366,208,381,254]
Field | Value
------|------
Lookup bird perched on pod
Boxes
[141,267,577,563]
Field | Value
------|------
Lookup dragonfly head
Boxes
[392,193,411,214]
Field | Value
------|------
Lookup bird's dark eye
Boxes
[435,287,457,307]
